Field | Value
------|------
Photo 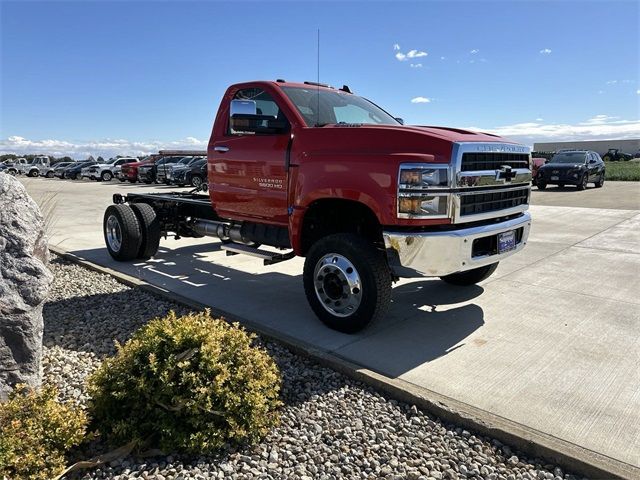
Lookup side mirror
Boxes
[395,117,405,125]
[229,99,287,134]
[589,159,596,164]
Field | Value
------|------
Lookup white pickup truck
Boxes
[15,156,51,177]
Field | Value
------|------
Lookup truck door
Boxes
[210,87,291,225]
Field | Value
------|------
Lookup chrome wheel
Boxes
[191,175,203,188]
[313,254,362,317]
[105,215,122,252]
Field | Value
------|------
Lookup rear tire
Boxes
[29,169,39,177]
[303,233,391,333]
[441,263,499,286]
[128,179,136,183]
[46,171,54,178]
[129,203,161,259]
[103,204,142,261]
[537,182,546,190]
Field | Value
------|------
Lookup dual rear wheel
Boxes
[104,203,161,261]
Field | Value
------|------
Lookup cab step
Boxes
[220,243,295,265]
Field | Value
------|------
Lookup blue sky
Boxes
[1,0,638,158]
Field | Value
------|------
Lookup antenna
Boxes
[316,28,320,127]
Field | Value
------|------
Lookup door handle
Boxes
[214,146,230,153]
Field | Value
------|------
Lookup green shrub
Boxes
[87,311,282,455]
[0,384,88,480]
[604,160,640,181]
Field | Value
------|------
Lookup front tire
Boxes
[595,171,605,188]
[577,174,588,190]
[101,171,113,182]
[537,182,547,190]
[191,174,203,188]
[303,233,391,333]
[440,263,499,286]
[103,204,142,261]
[46,171,54,178]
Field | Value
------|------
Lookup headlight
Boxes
[399,165,449,189]
[398,194,449,217]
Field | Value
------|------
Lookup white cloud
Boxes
[466,116,640,145]
[470,49,479,54]
[410,96,431,104]
[440,56,446,60]
[539,48,552,54]
[409,63,422,68]
[637,89,640,95]
[605,80,618,85]
[395,47,427,62]
[0,135,207,159]
[406,49,427,58]
[535,118,544,122]
[582,114,619,125]
[598,90,604,94]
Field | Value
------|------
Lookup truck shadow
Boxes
[56,243,485,379]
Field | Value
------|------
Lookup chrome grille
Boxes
[461,152,529,171]
[460,187,529,217]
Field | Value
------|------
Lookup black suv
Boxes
[172,158,207,187]
[536,150,605,190]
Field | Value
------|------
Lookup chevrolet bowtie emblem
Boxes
[496,165,516,182]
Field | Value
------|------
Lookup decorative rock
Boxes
[0,173,52,400]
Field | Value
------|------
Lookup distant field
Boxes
[605,160,640,181]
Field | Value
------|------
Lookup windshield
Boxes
[549,152,587,164]
[281,87,400,127]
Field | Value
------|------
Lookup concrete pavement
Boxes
[17,176,640,472]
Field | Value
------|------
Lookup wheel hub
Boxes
[314,254,362,317]
[106,215,122,252]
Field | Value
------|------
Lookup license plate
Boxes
[498,230,516,253]
[551,176,559,181]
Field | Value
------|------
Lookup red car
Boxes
[531,158,547,186]
[119,154,161,183]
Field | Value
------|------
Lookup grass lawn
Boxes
[605,160,640,181]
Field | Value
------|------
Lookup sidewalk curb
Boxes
[50,246,638,480]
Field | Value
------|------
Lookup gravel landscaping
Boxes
[44,255,584,480]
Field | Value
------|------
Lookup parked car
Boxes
[86,157,139,181]
[120,154,161,183]
[530,157,547,186]
[64,160,96,180]
[15,156,51,177]
[171,157,207,187]
[160,156,205,185]
[139,156,184,184]
[536,150,605,190]
[41,162,74,178]
[602,148,632,162]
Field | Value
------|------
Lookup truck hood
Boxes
[540,163,585,170]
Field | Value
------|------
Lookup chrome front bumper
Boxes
[383,212,531,277]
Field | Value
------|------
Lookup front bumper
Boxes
[384,212,531,277]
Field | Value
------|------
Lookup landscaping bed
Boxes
[604,160,640,181]
[44,255,582,480]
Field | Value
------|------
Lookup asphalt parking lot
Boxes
[18,176,640,472]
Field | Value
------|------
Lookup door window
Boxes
[230,88,288,135]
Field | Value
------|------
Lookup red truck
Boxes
[103,80,532,333]
[119,154,161,183]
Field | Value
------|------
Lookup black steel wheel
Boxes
[303,233,391,333]
[440,262,499,286]
[103,204,142,261]
[129,202,161,259]
[537,182,547,190]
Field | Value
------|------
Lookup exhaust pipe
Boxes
[191,219,252,244]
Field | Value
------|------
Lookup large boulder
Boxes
[0,173,53,401]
